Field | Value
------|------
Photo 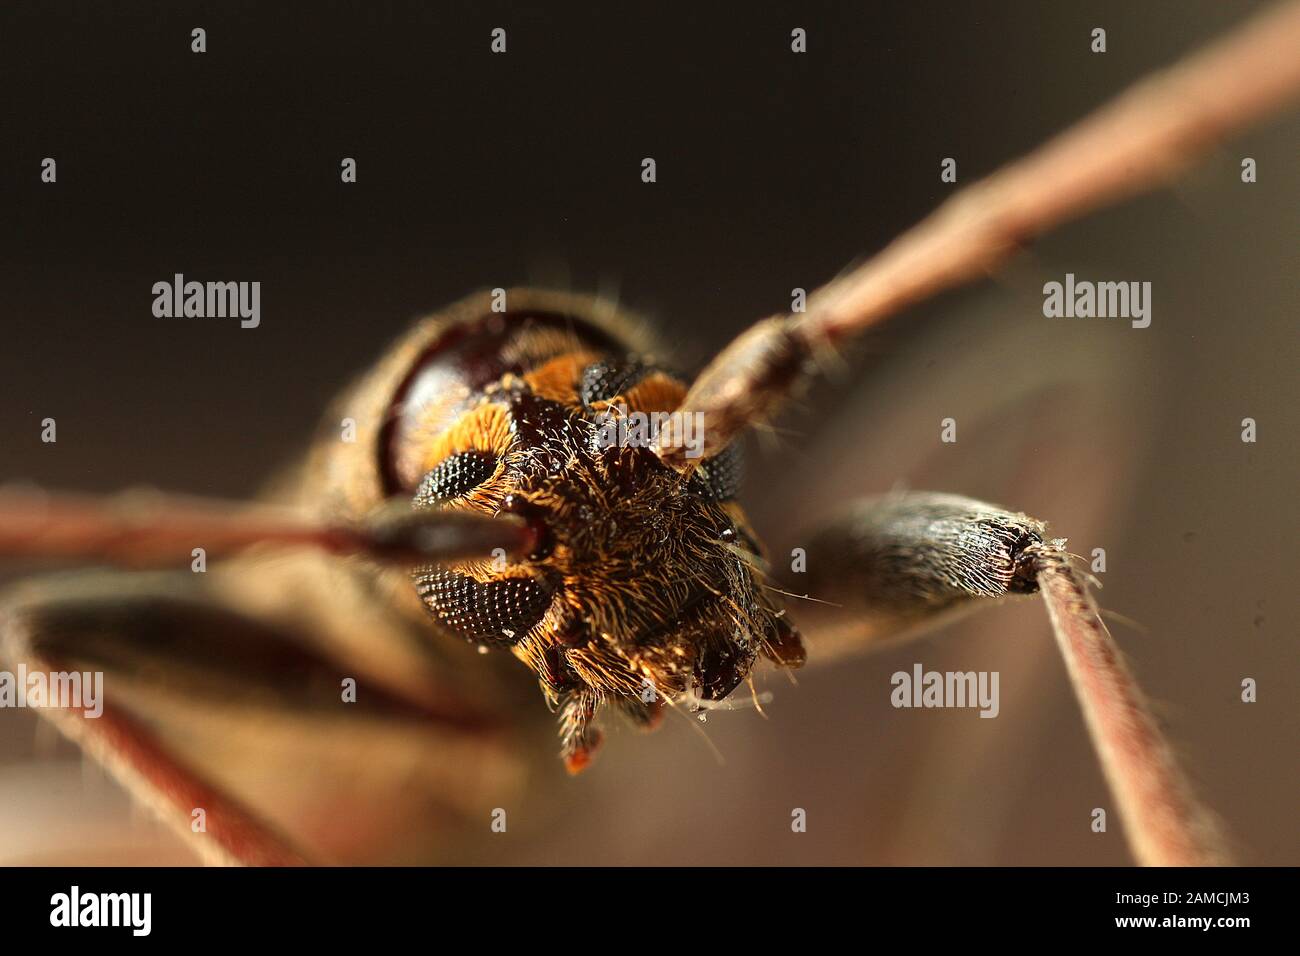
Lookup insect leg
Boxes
[787,492,1044,661]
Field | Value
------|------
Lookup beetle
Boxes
[0,285,1039,857]
[3,4,1293,866]
[0,284,1211,867]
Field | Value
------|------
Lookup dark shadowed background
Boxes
[1,1,1295,864]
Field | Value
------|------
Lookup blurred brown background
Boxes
[0,1,1295,864]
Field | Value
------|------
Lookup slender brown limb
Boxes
[24,647,312,866]
[1033,545,1228,866]
[656,0,1300,466]
[0,489,534,568]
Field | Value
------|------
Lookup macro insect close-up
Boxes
[0,2,1296,877]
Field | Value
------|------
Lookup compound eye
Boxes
[412,569,554,646]
[691,442,744,501]
[412,451,498,507]
[579,359,647,406]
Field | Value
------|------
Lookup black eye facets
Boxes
[579,360,647,407]
[413,451,498,506]
[690,443,744,501]
[412,569,554,646]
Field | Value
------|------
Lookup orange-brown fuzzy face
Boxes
[383,311,805,770]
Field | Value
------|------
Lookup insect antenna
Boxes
[0,488,536,569]
[1030,541,1230,866]
[651,2,1300,468]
